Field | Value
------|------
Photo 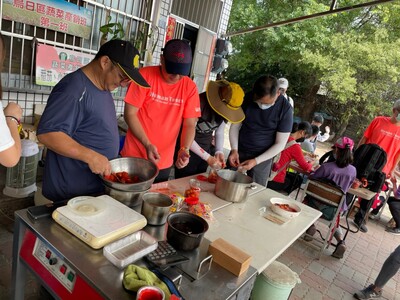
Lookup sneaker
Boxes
[354,284,382,299]
[304,225,316,241]
[385,227,400,235]
[332,241,346,259]
[353,219,368,233]
[386,218,396,229]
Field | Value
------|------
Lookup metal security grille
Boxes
[0,0,153,96]
[171,0,223,33]
[173,20,185,39]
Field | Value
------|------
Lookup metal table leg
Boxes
[341,192,376,239]
[11,215,27,300]
[341,194,358,240]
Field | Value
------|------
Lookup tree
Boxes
[226,0,400,139]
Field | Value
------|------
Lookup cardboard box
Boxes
[208,238,252,277]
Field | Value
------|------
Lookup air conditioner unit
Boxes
[215,39,232,56]
[212,56,229,74]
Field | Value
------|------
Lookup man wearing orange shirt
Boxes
[121,39,201,182]
[354,100,400,232]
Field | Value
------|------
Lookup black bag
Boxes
[352,143,387,192]
[369,171,386,193]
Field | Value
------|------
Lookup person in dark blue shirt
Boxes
[228,75,293,186]
[37,40,149,202]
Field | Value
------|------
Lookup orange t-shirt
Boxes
[121,66,201,169]
[363,116,400,175]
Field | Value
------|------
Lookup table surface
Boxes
[204,188,322,273]
[151,173,267,212]
[348,186,376,200]
[151,175,322,273]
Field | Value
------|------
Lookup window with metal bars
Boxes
[0,0,153,94]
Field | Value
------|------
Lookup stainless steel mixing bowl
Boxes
[100,157,159,192]
[104,186,150,208]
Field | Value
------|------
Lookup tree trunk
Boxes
[295,84,320,122]
[336,111,351,140]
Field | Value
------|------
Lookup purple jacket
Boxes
[310,162,357,211]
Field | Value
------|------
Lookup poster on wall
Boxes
[35,43,94,86]
[165,16,176,44]
[3,0,93,39]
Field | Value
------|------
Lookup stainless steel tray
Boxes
[103,230,158,268]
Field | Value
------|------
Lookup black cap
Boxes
[162,39,192,76]
[97,39,150,88]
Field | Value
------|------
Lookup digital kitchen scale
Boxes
[52,195,147,249]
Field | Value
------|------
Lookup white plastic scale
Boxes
[52,195,147,249]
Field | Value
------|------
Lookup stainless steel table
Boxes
[11,209,257,300]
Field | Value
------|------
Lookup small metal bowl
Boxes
[141,192,173,225]
[100,157,159,192]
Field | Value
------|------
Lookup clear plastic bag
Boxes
[188,202,215,222]
[184,179,201,198]
[169,192,185,212]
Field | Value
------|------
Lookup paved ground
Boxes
[279,208,400,300]
[279,141,400,300]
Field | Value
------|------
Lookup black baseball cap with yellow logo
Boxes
[97,39,150,88]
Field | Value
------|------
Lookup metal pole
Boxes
[223,0,395,38]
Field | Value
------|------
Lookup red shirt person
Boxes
[354,99,400,232]
[267,122,314,195]
[121,39,201,183]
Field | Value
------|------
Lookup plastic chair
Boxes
[300,179,346,259]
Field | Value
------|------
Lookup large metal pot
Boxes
[214,169,256,203]
[104,186,149,208]
[166,212,209,251]
[100,157,159,192]
[141,192,173,225]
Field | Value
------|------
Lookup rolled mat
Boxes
[123,265,171,299]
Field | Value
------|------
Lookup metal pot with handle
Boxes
[166,212,209,251]
[214,169,256,203]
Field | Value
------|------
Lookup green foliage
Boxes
[226,0,400,138]
[100,16,125,42]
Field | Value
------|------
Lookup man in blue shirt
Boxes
[228,75,293,186]
[37,40,149,202]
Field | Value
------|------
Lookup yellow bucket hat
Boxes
[206,80,245,124]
